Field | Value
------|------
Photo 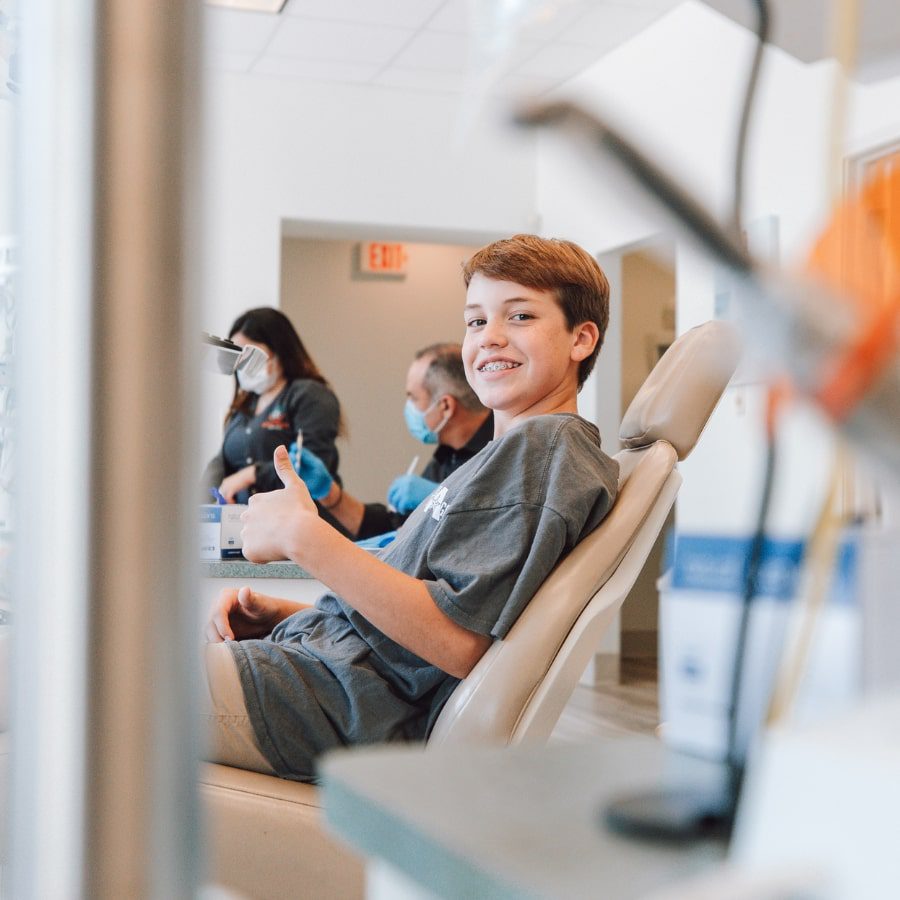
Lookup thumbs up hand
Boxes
[240,445,318,563]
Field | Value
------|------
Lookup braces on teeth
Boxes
[481,361,519,372]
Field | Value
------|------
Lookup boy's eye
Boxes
[466,317,486,328]
[510,313,533,321]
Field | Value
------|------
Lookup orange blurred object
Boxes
[806,154,900,421]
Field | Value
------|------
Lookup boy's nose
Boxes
[480,319,508,347]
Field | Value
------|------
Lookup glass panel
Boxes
[0,0,16,614]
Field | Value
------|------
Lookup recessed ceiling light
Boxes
[204,0,287,12]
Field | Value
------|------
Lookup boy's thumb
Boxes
[237,585,259,615]
[273,444,303,487]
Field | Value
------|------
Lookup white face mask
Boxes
[237,364,277,395]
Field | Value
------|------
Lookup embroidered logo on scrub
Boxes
[262,408,290,431]
[424,486,449,522]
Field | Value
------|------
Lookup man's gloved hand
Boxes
[354,531,398,550]
[287,443,334,500]
[387,474,438,513]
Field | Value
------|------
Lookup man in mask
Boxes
[391,342,493,512]
[291,343,492,541]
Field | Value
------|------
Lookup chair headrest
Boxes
[619,320,741,461]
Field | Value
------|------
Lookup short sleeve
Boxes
[424,502,568,639]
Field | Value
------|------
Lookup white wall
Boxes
[280,238,480,501]
[202,74,537,321]
[538,1,900,540]
[199,73,538,461]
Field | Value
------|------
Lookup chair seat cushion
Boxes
[200,763,364,899]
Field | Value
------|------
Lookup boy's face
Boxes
[462,273,598,434]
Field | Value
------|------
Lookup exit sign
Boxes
[358,242,409,276]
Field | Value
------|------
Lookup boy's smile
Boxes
[462,273,598,436]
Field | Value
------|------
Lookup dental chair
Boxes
[199,320,740,899]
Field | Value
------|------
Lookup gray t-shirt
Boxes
[230,413,618,780]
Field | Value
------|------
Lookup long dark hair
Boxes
[226,307,328,421]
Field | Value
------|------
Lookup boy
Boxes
[203,234,619,781]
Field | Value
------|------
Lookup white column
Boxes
[10,0,202,896]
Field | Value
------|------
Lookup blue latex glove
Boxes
[288,443,334,500]
[387,474,438,514]
[354,531,398,550]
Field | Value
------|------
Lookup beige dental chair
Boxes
[199,320,740,899]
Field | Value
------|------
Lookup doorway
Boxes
[618,239,676,661]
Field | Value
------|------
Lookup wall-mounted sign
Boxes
[358,242,408,276]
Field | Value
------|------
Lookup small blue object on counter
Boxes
[354,531,397,550]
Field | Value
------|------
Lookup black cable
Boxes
[725,430,777,800]
[731,0,771,237]
[722,0,773,811]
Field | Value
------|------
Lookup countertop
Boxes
[321,737,727,900]
[200,558,314,579]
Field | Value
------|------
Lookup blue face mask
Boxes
[404,397,448,445]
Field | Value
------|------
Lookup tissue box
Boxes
[200,504,246,559]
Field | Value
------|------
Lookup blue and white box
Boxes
[200,504,246,559]
[659,533,860,763]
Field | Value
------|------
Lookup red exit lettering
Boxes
[361,242,408,275]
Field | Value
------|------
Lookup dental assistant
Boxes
[202,307,343,507]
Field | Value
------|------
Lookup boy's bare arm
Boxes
[293,521,491,678]
[241,447,492,678]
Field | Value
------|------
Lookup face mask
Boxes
[237,364,277,395]
[404,397,449,445]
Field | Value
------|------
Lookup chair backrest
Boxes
[429,320,740,746]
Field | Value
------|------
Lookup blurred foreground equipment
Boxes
[517,101,900,480]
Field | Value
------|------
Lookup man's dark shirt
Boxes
[357,412,493,539]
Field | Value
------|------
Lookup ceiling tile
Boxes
[426,0,471,34]
[392,31,470,73]
[494,73,558,98]
[514,41,612,80]
[372,67,465,93]
[203,6,281,55]
[556,4,663,47]
[429,0,588,41]
[264,17,415,64]
[622,0,683,9]
[283,0,446,29]
[518,1,591,41]
[203,50,259,73]
[252,56,382,83]
[372,63,558,98]
[205,0,287,12]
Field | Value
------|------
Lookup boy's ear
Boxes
[570,321,600,362]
